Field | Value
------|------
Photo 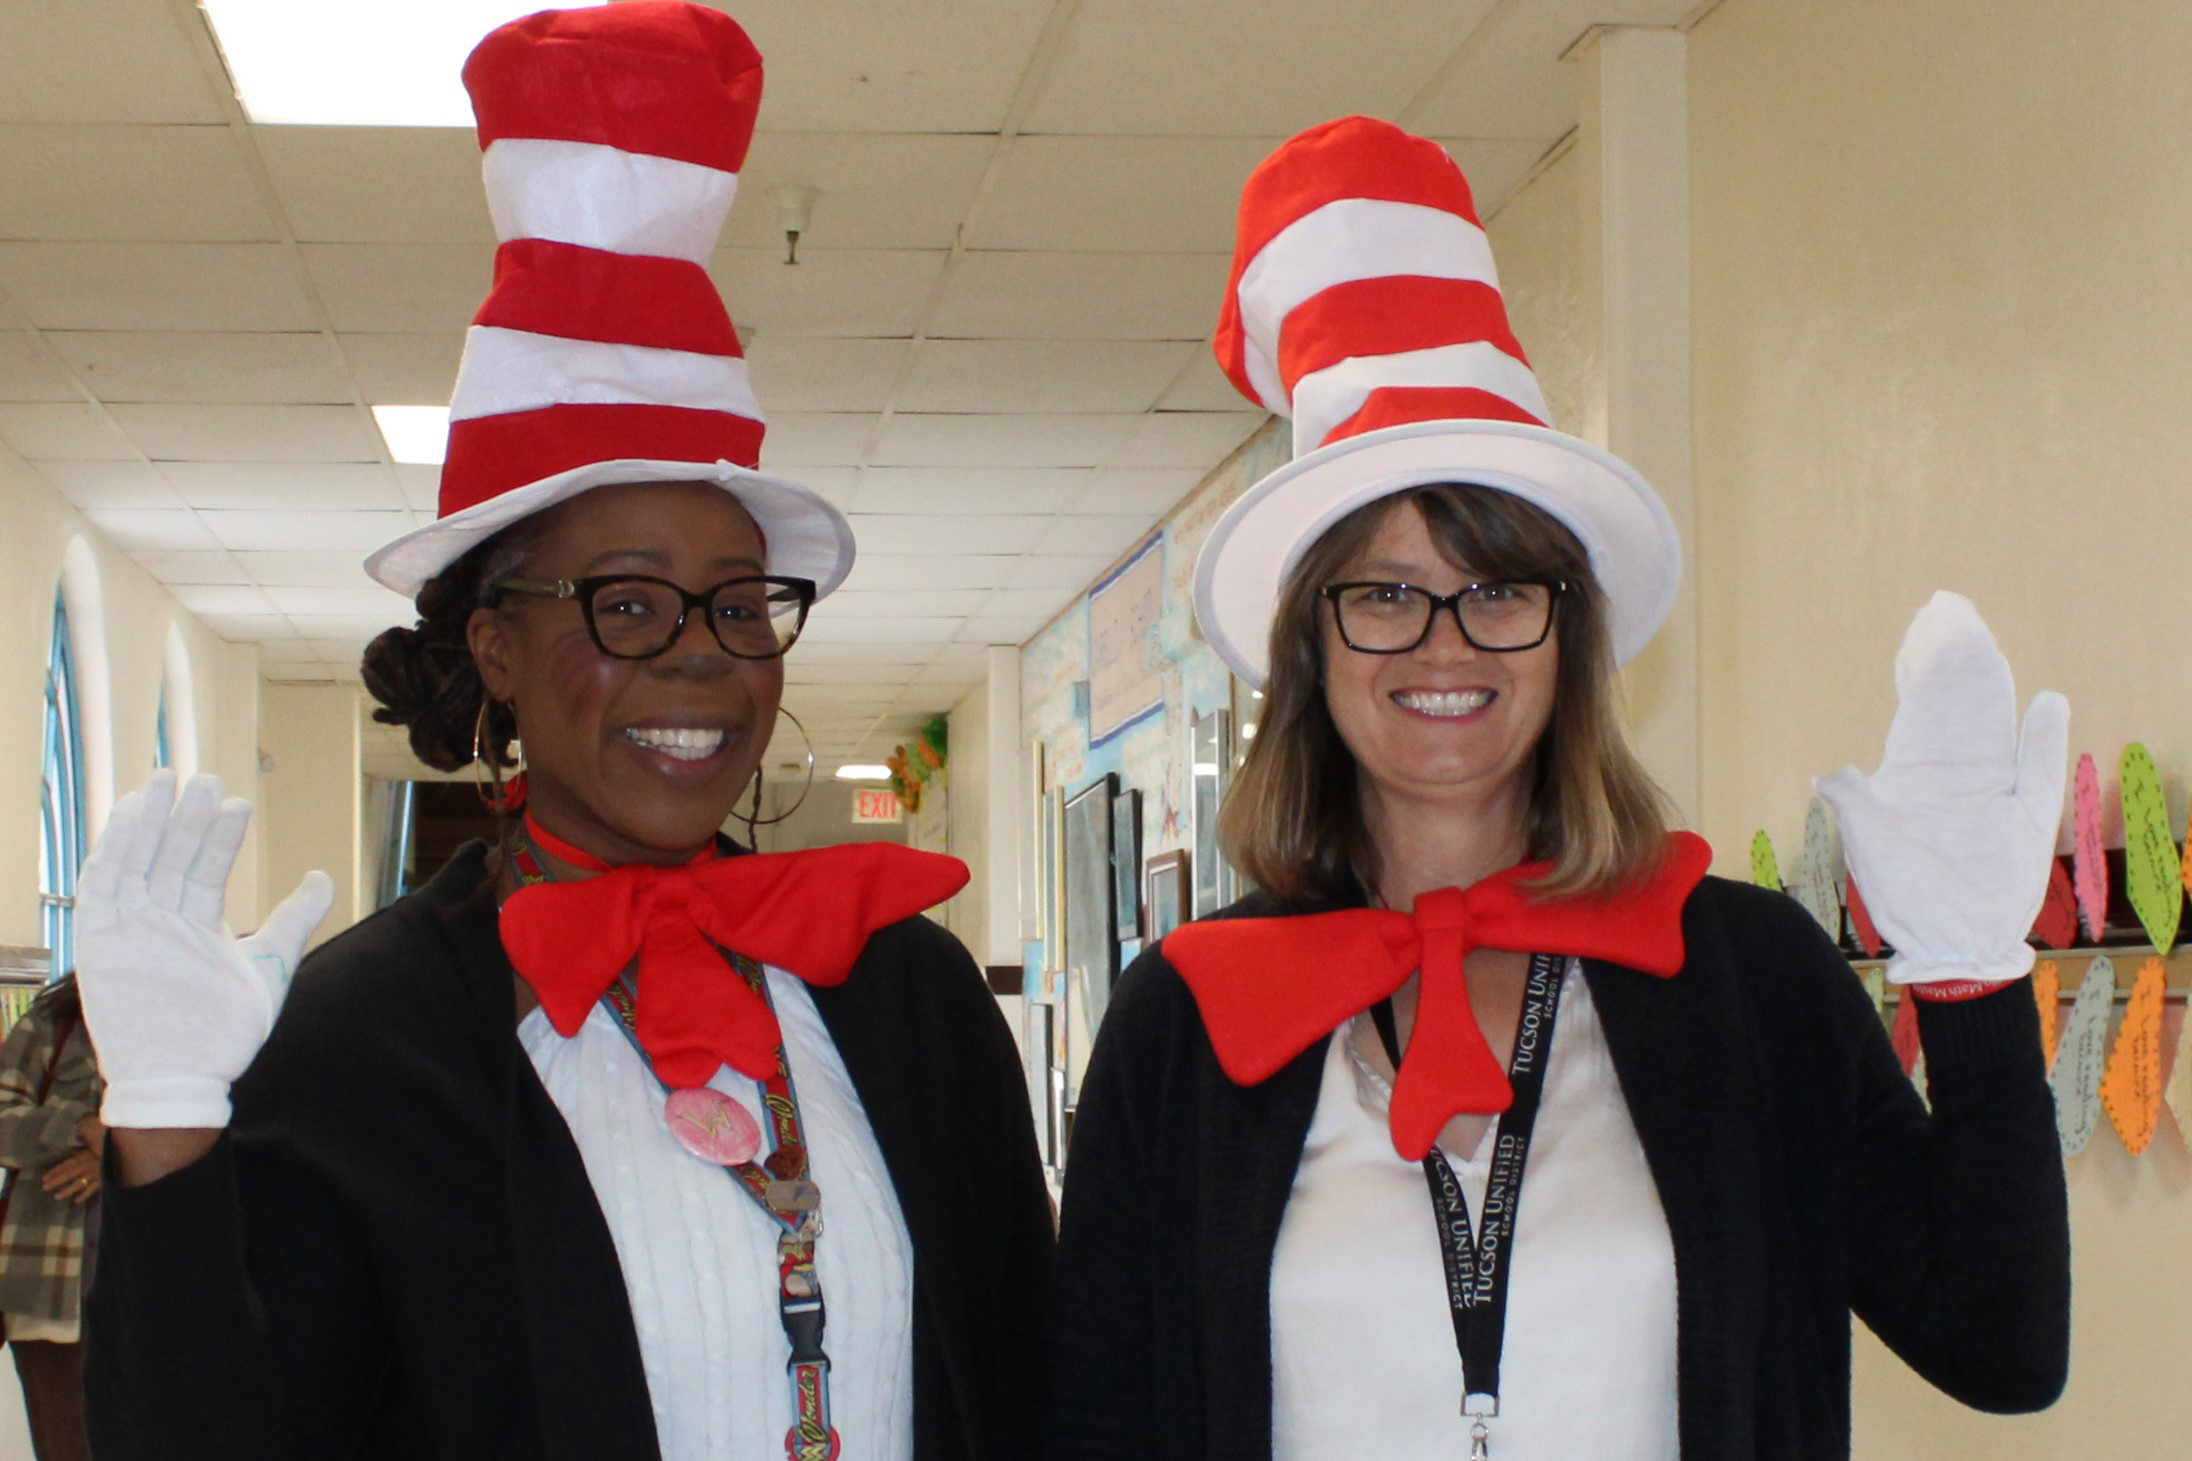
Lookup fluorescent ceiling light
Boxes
[204,1,606,126]
[834,764,893,782]
[372,405,451,466]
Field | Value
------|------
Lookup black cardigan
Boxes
[86,842,1055,1461]
[1045,876,2069,1461]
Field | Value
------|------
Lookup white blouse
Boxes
[1270,960,1681,1461]
[520,967,915,1461]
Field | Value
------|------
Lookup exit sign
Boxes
[853,789,903,824]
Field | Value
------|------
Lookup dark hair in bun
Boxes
[360,521,547,774]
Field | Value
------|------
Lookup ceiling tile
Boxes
[263,585,414,617]
[0,125,274,242]
[393,465,442,511]
[1033,513,1156,558]
[169,583,278,617]
[784,663,908,687]
[0,332,81,401]
[954,613,1052,645]
[0,402,137,460]
[158,462,405,511]
[255,126,494,244]
[130,549,249,585]
[777,465,859,507]
[727,134,994,252]
[1159,350,1257,412]
[1027,0,1491,136]
[837,554,1016,591]
[712,250,947,339]
[926,642,992,667]
[1405,0,1621,142]
[869,412,1139,468]
[973,137,1275,253]
[0,243,316,330]
[85,508,216,552]
[305,637,375,662]
[202,612,298,641]
[1002,552,1121,591]
[907,658,989,688]
[1439,138,1565,216]
[797,615,960,645]
[852,466,1089,515]
[930,252,1227,342]
[787,638,950,666]
[233,550,383,588]
[47,331,349,404]
[113,403,381,462]
[0,1,229,125]
[303,244,492,334]
[1065,467,1206,514]
[36,459,183,510]
[899,340,1194,414]
[339,333,464,404]
[743,337,910,414]
[1112,412,1264,468]
[756,413,875,469]
[980,586,1074,618]
[736,1,1052,132]
[846,513,1052,555]
[200,509,410,552]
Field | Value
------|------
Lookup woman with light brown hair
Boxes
[1045,116,2071,1461]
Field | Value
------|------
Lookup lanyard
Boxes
[511,834,841,1461]
[1370,951,1566,1461]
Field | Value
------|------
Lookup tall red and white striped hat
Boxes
[365,2,854,600]
[1193,116,1680,686]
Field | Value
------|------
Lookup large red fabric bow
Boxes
[501,822,968,1087]
[1163,832,1712,1159]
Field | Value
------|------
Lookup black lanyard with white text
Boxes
[1371,950,1566,1461]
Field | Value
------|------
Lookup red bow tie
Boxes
[500,818,969,1088]
[1163,832,1712,1159]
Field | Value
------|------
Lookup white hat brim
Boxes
[364,458,856,601]
[1192,418,1680,687]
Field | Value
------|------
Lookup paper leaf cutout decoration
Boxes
[2051,954,2115,1156]
[1846,875,1884,958]
[1750,830,1782,892]
[1790,798,1842,938]
[2032,960,2059,1067]
[2119,745,2179,952]
[1861,968,1886,1018]
[2100,956,2165,1155]
[1890,992,1920,1075]
[2072,753,2107,944]
[2165,1001,2192,1151]
[2031,859,2077,951]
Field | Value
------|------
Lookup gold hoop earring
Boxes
[472,697,526,815]
[741,706,816,833]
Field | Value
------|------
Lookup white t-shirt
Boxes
[1270,960,1681,1461]
[521,967,915,1461]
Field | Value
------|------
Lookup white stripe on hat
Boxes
[1289,340,1549,456]
[1234,198,1500,416]
[448,325,763,423]
[482,138,738,263]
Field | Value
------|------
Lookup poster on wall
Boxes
[1190,709,1233,916]
[1112,787,1142,941]
[1085,537,1164,746]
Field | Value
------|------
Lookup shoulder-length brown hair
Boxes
[1218,483,1671,906]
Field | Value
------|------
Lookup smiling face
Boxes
[467,480,783,865]
[1320,499,1559,836]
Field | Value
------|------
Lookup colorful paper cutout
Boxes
[1790,798,1842,939]
[2050,954,2115,1156]
[1889,992,1920,1075]
[2072,754,2107,944]
[2119,745,2180,952]
[1750,830,1782,892]
[1846,875,1884,958]
[2032,960,2059,1067]
[2031,860,2077,951]
[2164,1003,2192,1151]
[2100,956,2165,1155]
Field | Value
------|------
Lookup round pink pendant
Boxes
[665,1087,762,1166]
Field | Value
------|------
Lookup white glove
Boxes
[1815,592,2068,985]
[75,771,334,1128]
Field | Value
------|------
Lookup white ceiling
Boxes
[0,0,1699,776]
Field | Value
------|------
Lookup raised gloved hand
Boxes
[75,771,334,1128]
[1815,592,2068,986]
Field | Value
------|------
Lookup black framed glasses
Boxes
[496,574,816,661]
[1323,579,1565,655]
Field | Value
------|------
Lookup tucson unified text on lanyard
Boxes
[512,830,841,1461]
[1370,951,1566,1461]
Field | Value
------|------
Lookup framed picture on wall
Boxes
[1111,786,1142,942]
[1144,849,1189,941]
[1062,773,1119,1067]
[1189,709,1232,917]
